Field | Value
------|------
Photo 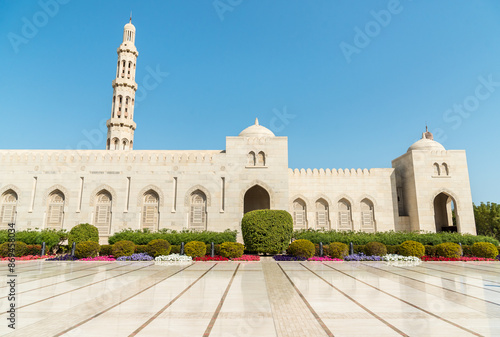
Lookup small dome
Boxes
[239,118,275,137]
[407,128,445,152]
[124,22,136,31]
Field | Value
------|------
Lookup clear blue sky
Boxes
[1,0,499,204]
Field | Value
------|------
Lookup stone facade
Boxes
[0,21,477,241]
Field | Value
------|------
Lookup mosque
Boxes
[0,20,476,242]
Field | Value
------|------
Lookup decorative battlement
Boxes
[288,167,393,177]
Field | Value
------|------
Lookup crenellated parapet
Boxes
[288,167,393,177]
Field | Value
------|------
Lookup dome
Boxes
[407,128,445,152]
[124,22,136,31]
[239,118,275,137]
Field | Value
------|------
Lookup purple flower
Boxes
[344,253,382,261]
[46,254,78,261]
[273,255,307,261]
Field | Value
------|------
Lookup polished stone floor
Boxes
[1,258,499,336]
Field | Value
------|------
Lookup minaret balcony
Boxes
[112,78,137,90]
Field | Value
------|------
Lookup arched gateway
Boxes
[434,192,459,232]
[243,185,270,214]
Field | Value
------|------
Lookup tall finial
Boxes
[129,11,132,23]
[255,118,259,126]
[425,123,428,132]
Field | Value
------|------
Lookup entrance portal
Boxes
[433,192,458,232]
[244,185,270,213]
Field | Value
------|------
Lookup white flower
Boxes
[382,254,421,264]
[155,254,193,263]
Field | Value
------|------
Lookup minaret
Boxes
[106,17,138,150]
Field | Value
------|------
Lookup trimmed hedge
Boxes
[108,229,237,245]
[471,242,499,259]
[435,242,462,258]
[292,230,499,246]
[170,245,181,254]
[220,242,245,258]
[287,239,315,259]
[0,228,67,251]
[365,242,387,256]
[147,239,171,257]
[112,240,135,258]
[425,245,437,257]
[100,244,113,256]
[134,245,149,254]
[241,210,293,254]
[184,241,206,258]
[26,244,42,255]
[68,223,99,247]
[398,240,425,258]
[75,241,100,259]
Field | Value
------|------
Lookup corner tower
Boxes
[106,18,138,150]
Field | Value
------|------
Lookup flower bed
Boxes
[383,254,421,262]
[421,256,497,262]
[232,255,260,262]
[155,254,193,262]
[193,255,229,262]
[344,253,382,261]
[46,254,78,261]
[1,255,51,261]
[273,255,307,261]
[116,253,153,261]
[79,255,116,261]
[308,256,343,262]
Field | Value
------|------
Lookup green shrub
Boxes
[287,239,315,259]
[99,244,113,256]
[365,242,387,256]
[0,228,67,251]
[68,224,99,247]
[170,245,181,254]
[386,245,399,254]
[425,245,437,257]
[205,243,221,256]
[291,229,499,246]
[398,240,425,257]
[184,241,207,257]
[0,241,28,257]
[471,242,499,259]
[327,242,349,259]
[353,245,365,254]
[75,241,100,259]
[134,245,149,254]
[112,240,136,258]
[108,228,237,245]
[241,210,293,254]
[220,242,245,258]
[147,239,171,257]
[461,245,473,257]
[435,242,462,258]
[26,244,42,255]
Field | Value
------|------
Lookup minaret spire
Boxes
[106,19,139,150]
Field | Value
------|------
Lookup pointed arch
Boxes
[46,189,65,229]
[337,197,352,230]
[189,190,207,229]
[137,185,164,207]
[184,185,211,207]
[257,151,266,166]
[433,163,440,176]
[243,185,270,214]
[0,185,21,202]
[141,190,159,231]
[292,198,307,229]
[239,180,274,209]
[43,185,69,205]
[247,151,256,166]
[1,189,18,227]
[90,185,117,206]
[360,198,376,232]
[315,198,330,229]
[431,189,460,233]
[94,190,112,235]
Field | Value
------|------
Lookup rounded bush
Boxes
[134,245,149,254]
[353,245,366,254]
[471,242,499,259]
[220,242,245,258]
[0,241,28,257]
[26,244,42,256]
[435,242,462,258]
[75,241,100,259]
[112,240,136,258]
[386,245,399,255]
[68,223,99,248]
[184,241,206,258]
[398,240,425,258]
[424,245,437,257]
[327,242,348,259]
[287,239,315,259]
[241,210,293,254]
[147,239,171,257]
[99,244,113,256]
[365,242,387,256]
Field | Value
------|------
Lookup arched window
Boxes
[106,138,111,150]
[122,139,128,150]
[433,163,440,176]
[130,140,133,149]
[360,199,375,231]
[142,191,159,230]
[121,60,126,78]
[257,152,265,166]
[113,138,119,150]
[47,191,64,229]
[127,61,132,78]
[442,163,449,176]
[1,191,18,227]
[189,191,207,229]
[338,199,352,230]
[315,199,329,229]
[247,151,256,166]
[112,96,116,118]
[94,191,112,235]
[293,199,307,229]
